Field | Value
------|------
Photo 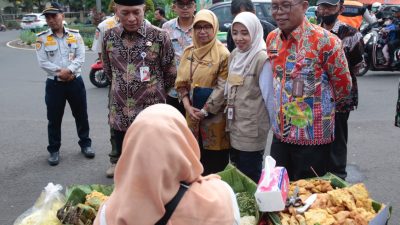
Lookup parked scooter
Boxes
[359,22,400,76]
[0,24,6,32]
[89,59,110,88]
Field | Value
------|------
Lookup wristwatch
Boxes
[200,108,208,117]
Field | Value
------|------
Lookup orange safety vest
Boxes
[338,0,365,29]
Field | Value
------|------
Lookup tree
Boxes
[8,0,44,12]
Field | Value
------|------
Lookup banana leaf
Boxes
[218,164,258,194]
[218,164,259,221]
[65,184,114,205]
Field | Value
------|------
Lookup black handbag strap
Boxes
[154,183,189,225]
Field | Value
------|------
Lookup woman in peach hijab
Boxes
[93,104,240,225]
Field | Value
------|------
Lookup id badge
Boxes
[140,66,150,82]
[68,52,75,61]
[292,78,304,97]
[227,105,235,120]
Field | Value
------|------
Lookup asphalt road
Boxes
[0,30,399,225]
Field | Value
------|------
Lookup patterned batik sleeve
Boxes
[102,31,112,81]
[160,31,177,93]
[325,36,352,102]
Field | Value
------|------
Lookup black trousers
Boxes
[166,95,186,116]
[200,148,230,176]
[45,77,91,153]
[198,132,229,175]
[230,148,264,183]
[388,39,400,64]
[329,112,350,180]
[110,129,126,163]
[270,136,330,181]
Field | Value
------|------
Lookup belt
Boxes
[47,75,81,81]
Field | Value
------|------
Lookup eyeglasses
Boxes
[193,24,213,32]
[176,2,195,9]
[271,1,304,13]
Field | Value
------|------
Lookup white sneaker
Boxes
[106,163,116,178]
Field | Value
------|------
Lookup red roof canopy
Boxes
[358,0,400,5]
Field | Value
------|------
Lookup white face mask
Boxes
[384,19,392,26]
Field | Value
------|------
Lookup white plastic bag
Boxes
[13,182,66,225]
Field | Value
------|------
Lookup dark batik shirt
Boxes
[103,22,176,131]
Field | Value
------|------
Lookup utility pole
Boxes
[96,0,101,12]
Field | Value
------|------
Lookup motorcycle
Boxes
[0,24,6,32]
[89,59,110,88]
[359,22,400,76]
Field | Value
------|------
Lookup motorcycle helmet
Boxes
[371,2,382,12]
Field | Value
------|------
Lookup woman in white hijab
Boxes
[225,11,274,183]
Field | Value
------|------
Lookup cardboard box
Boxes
[254,156,289,212]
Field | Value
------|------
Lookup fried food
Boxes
[333,210,351,223]
[347,183,374,213]
[295,215,307,225]
[310,193,330,209]
[304,208,336,225]
[278,180,378,225]
[85,191,109,211]
[328,188,356,211]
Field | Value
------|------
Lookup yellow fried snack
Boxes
[289,215,300,225]
[279,180,378,225]
[310,193,330,209]
[85,191,109,211]
[304,208,336,225]
[346,183,374,213]
[334,210,351,222]
[280,212,291,225]
[295,214,307,225]
[327,189,356,211]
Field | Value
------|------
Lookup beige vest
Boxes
[226,50,270,151]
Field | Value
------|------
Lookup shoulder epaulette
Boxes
[66,28,80,33]
[36,29,49,37]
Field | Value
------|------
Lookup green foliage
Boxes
[83,36,94,49]
[5,21,20,30]
[18,25,95,48]
[309,0,317,6]
[68,25,96,38]
[145,0,155,12]
[308,16,317,24]
[19,30,36,45]
[145,11,156,25]
[166,10,177,20]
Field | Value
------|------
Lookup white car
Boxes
[20,13,67,30]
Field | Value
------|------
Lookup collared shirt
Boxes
[103,22,176,131]
[92,16,119,54]
[162,18,193,66]
[35,28,85,78]
[162,18,193,97]
[266,19,352,145]
[324,20,363,112]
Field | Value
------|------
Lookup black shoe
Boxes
[81,146,95,158]
[48,152,59,166]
